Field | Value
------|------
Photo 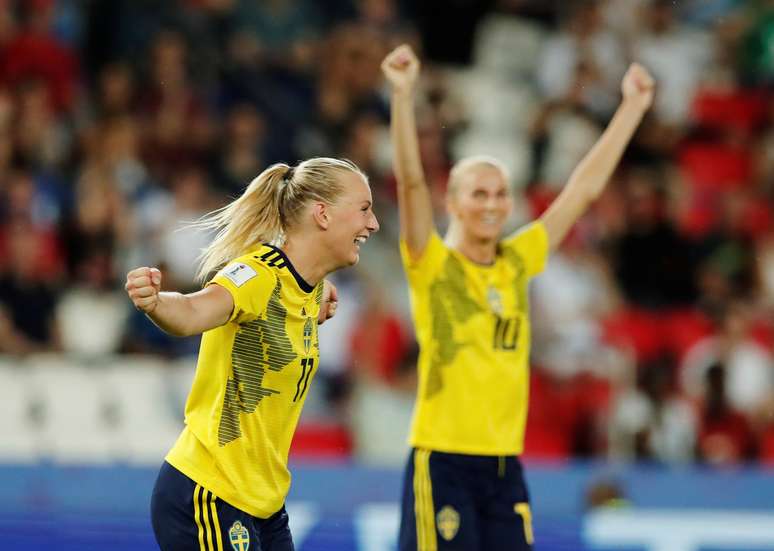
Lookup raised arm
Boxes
[382,44,435,261]
[540,63,655,251]
[125,267,233,337]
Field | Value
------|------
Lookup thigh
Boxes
[398,449,480,551]
[151,461,257,551]
[255,506,294,551]
[480,460,533,551]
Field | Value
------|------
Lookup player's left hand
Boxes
[318,279,338,325]
[621,62,655,112]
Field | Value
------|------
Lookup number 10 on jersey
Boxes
[493,316,520,350]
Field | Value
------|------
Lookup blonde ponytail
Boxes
[194,157,366,282]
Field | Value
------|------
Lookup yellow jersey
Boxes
[400,222,548,456]
[166,244,323,518]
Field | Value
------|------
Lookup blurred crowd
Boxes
[1,0,774,467]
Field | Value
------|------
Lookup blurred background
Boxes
[1,0,774,549]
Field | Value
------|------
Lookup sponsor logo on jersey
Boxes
[223,263,257,287]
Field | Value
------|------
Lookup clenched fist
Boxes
[621,63,655,113]
[381,44,420,94]
[125,267,162,314]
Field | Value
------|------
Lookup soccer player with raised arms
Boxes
[382,45,654,550]
[125,158,379,551]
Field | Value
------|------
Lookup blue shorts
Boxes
[398,449,534,551]
[151,461,294,551]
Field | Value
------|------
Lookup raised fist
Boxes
[125,267,162,314]
[381,44,420,94]
[621,62,655,112]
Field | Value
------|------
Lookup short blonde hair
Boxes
[447,155,510,196]
[193,158,366,282]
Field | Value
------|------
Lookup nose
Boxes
[367,211,380,233]
[484,194,499,210]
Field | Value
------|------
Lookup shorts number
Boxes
[515,502,534,545]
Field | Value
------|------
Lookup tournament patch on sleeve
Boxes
[222,262,258,287]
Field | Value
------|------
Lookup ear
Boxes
[311,202,330,230]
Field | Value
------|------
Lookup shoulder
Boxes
[217,250,278,289]
[499,221,549,277]
[401,231,449,270]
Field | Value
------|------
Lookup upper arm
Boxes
[398,184,435,262]
[400,231,448,282]
[185,283,235,334]
[208,258,275,325]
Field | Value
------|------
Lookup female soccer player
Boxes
[382,45,654,551]
[125,157,379,551]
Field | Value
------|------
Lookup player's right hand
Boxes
[381,44,420,93]
[125,267,162,314]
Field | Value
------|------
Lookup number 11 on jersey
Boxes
[293,358,314,402]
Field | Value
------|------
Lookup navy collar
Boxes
[264,244,316,293]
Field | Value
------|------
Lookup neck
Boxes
[445,224,498,265]
[280,233,332,286]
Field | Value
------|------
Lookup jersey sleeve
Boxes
[399,232,449,287]
[500,221,549,278]
[207,254,276,324]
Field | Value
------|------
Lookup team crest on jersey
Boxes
[229,520,250,551]
[303,316,313,354]
[487,285,503,315]
[436,505,460,541]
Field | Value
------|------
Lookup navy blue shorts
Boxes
[398,449,534,551]
[151,461,294,551]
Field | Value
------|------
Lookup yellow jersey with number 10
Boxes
[400,222,549,456]
[166,244,323,518]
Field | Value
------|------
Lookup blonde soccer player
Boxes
[382,45,654,550]
[125,158,379,551]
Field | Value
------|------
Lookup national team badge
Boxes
[303,316,313,355]
[229,520,250,551]
[436,505,460,541]
[487,285,503,315]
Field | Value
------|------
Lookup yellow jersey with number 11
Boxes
[166,244,323,518]
[400,222,548,456]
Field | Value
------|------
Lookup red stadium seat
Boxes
[662,308,715,362]
[678,143,752,193]
[524,368,572,460]
[290,421,353,460]
[691,89,768,134]
[601,307,665,363]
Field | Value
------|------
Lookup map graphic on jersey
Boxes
[426,253,483,398]
[218,279,298,446]
[500,246,527,310]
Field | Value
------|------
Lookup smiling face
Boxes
[324,171,380,267]
[447,162,513,242]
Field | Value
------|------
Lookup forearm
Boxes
[391,90,427,190]
[542,99,646,250]
[145,291,202,337]
[391,90,435,250]
[567,98,646,202]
